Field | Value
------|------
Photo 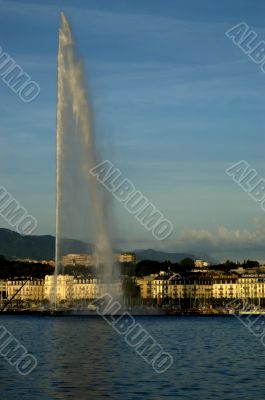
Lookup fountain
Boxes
[51,13,118,306]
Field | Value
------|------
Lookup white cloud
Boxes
[176,218,265,253]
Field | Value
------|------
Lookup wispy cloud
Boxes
[175,218,265,260]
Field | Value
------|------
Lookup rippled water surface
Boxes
[0,315,265,399]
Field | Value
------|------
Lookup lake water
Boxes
[0,315,264,399]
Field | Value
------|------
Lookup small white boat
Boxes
[87,304,97,311]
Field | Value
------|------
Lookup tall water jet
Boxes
[53,13,118,304]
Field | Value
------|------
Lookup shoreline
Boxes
[0,310,255,317]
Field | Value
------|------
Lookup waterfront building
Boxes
[152,271,172,302]
[151,272,212,302]
[44,275,122,302]
[136,276,154,299]
[237,274,265,303]
[212,275,238,299]
[44,275,74,301]
[4,271,265,306]
[7,279,44,301]
[72,278,101,300]
[0,280,7,306]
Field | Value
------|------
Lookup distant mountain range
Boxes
[0,228,216,264]
[0,228,91,261]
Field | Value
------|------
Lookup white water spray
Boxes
[53,13,117,302]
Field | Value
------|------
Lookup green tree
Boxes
[122,277,141,306]
[180,258,194,271]
[242,259,260,269]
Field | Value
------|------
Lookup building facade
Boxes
[212,276,238,299]
[136,276,154,299]
[62,252,136,267]
[62,254,94,267]
[7,279,44,301]
[195,260,209,268]
[4,273,265,305]
[119,252,136,263]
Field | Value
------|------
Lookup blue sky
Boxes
[1,0,265,260]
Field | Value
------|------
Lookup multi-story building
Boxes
[212,275,238,299]
[195,260,209,268]
[62,252,136,267]
[173,277,212,302]
[44,275,74,301]
[4,271,265,306]
[0,280,7,303]
[152,271,172,302]
[182,281,212,301]
[62,254,94,267]
[44,275,122,302]
[237,274,265,301]
[136,276,154,299]
[72,278,101,300]
[7,279,44,301]
[151,272,213,302]
[119,252,136,263]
